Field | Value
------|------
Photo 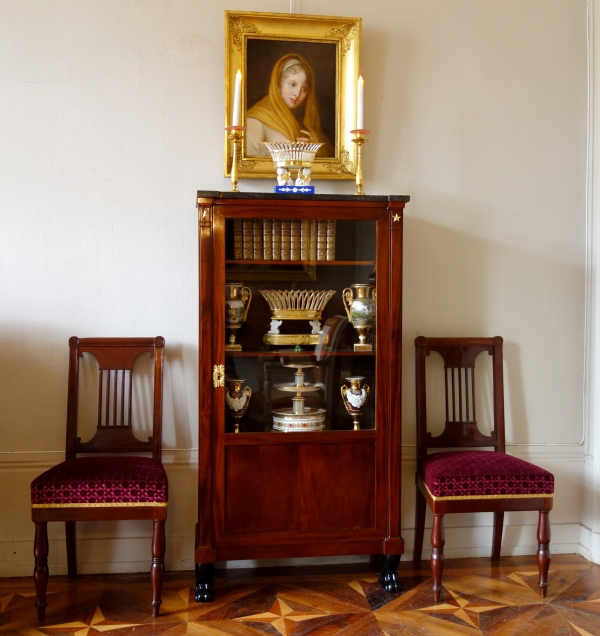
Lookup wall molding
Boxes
[0,444,584,468]
[1,522,584,579]
[0,448,197,468]
[584,0,600,564]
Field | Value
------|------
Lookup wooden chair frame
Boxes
[32,337,166,620]
[413,336,552,602]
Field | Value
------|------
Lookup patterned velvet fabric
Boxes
[31,456,168,506]
[423,451,554,499]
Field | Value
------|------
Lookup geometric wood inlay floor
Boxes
[1,555,599,635]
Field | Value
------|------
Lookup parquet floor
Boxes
[1,555,599,635]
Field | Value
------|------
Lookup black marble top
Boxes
[197,190,410,203]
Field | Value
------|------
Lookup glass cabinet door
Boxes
[221,214,378,434]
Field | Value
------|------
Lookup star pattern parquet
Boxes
[1,555,599,635]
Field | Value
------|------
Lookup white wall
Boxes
[0,0,588,575]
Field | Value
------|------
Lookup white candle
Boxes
[232,69,242,126]
[356,75,364,130]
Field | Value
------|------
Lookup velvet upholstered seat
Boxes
[31,456,168,506]
[31,337,167,620]
[413,337,554,603]
[422,450,554,499]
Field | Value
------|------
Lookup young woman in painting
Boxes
[246,53,334,158]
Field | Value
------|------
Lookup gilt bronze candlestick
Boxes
[351,129,370,196]
[226,125,244,192]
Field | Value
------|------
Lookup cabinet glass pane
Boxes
[224,216,377,434]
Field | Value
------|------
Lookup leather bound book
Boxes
[300,219,311,260]
[281,219,291,260]
[262,219,273,260]
[253,219,263,260]
[317,219,327,261]
[326,220,336,261]
[242,219,253,260]
[233,220,243,260]
[290,220,301,260]
[309,220,317,261]
[272,219,282,260]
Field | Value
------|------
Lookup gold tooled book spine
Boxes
[326,220,336,261]
[290,220,301,260]
[309,220,317,261]
[300,219,310,260]
[262,219,273,260]
[253,219,263,260]
[316,219,327,261]
[272,219,282,260]
[281,219,291,260]
[233,220,243,260]
[242,219,253,260]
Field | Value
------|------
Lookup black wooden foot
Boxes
[377,554,402,593]
[195,563,215,603]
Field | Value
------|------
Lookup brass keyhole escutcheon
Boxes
[213,364,225,388]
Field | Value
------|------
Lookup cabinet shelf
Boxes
[226,260,376,266]
[224,429,377,445]
[225,350,376,357]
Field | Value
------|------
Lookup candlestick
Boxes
[226,126,244,192]
[357,75,364,130]
[351,129,370,196]
[232,69,242,126]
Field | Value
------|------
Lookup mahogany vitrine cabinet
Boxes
[195,191,409,602]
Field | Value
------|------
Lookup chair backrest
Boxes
[415,336,505,469]
[66,337,165,460]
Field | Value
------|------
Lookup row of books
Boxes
[233,219,336,261]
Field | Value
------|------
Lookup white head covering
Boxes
[281,58,301,73]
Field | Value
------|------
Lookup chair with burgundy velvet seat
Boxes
[413,336,554,602]
[31,337,168,620]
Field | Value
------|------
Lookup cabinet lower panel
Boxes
[223,441,376,535]
[212,539,391,562]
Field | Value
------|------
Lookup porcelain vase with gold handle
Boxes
[342,284,376,351]
[225,283,252,351]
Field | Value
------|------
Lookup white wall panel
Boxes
[0,0,588,574]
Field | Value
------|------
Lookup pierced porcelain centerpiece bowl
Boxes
[259,289,335,320]
[263,142,323,167]
[259,289,336,346]
[263,142,324,188]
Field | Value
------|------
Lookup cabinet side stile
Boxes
[196,196,217,564]
[211,207,227,546]
[374,208,391,543]
[385,200,405,554]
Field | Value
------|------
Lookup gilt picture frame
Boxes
[225,11,362,180]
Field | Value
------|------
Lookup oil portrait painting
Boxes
[225,11,362,180]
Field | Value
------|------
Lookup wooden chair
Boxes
[413,336,554,602]
[31,337,167,620]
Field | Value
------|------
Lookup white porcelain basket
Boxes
[263,142,323,167]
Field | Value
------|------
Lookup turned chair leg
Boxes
[431,514,445,603]
[33,522,49,621]
[491,511,504,561]
[150,519,166,618]
[537,510,551,598]
[413,485,426,565]
[65,521,78,577]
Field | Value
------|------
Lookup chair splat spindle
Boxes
[445,366,474,425]
[120,369,126,426]
[97,371,103,429]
